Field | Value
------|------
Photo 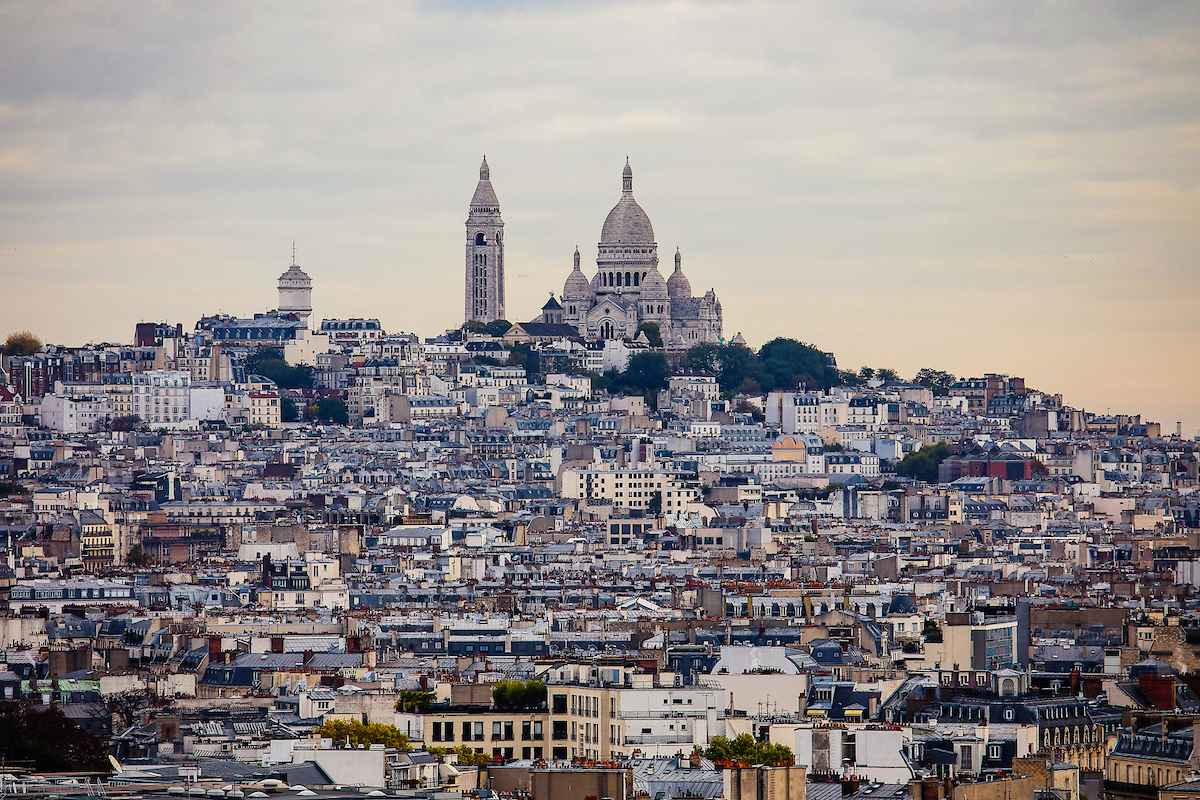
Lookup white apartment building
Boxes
[132,370,192,426]
[560,468,699,513]
[769,391,851,434]
[39,393,107,433]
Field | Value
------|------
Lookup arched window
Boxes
[475,232,486,245]
[633,272,640,286]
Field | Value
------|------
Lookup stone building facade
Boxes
[464,156,506,325]
[553,158,723,349]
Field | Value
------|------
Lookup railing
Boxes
[623,734,696,745]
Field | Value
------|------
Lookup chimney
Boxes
[261,553,273,588]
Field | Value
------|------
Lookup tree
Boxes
[756,338,838,392]
[492,679,547,711]
[281,396,300,422]
[704,734,793,767]
[312,397,349,424]
[0,702,110,772]
[462,320,489,335]
[110,414,142,432]
[636,321,663,348]
[126,544,148,566]
[912,368,958,397]
[857,367,875,382]
[714,344,762,397]
[3,331,42,357]
[428,745,492,766]
[395,689,436,712]
[623,352,670,396]
[876,368,899,383]
[837,369,865,387]
[682,342,721,375]
[0,482,28,497]
[483,319,512,337]
[896,442,951,483]
[246,351,314,389]
[315,719,410,750]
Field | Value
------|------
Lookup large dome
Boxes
[601,196,654,245]
[600,158,655,245]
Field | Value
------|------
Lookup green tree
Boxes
[428,745,493,766]
[110,414,142,432]
[312,397,349,424]
[636,321,663,348]
[876,367,899,383]
[395,689,436,712]
[837,369,865,387]
[315,719,411,750]
[0,482,29,497]
[483,319,512,337]
[857,366,875,382]
[281,395,300,422]
[704,734,793,767]
[896,442,951,483]
[126,544,148,566]
[246,350,314,389]
[912,368,957,397]
[3,331,42,356]
[462,321,489,335]
[492,679,547,711]
[714,344,762,397]
[683,342,722,375]
[756,338,838,392]
[0,702,110,772]
[623,351,670,396]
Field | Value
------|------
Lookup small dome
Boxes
[640,268,668,300]
[563,247,592,300]
[667,248,691,298]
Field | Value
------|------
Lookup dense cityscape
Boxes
[0,148,1197,800]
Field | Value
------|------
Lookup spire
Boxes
[573,245,581,268]
[479,154,490,181]
[291,240,297,266]
[622,156,633,195]
[674,246,681,271]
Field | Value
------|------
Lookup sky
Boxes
[2,1,1198,432]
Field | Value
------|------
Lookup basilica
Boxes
[552,158,723,348]
[465,156,724,349]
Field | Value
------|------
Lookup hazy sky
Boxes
[3,2,1198,432]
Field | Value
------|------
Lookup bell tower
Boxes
[464,155,506,324]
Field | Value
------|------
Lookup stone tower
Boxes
[464,155,505,324]
[277,242,312,325]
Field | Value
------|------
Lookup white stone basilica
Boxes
[550,158,723,348]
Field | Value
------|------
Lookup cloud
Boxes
[2,0,1198,429]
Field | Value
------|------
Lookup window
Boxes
[552,721,568,740]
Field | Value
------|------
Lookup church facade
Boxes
[464,156,724,349]
[551,158,723,349]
